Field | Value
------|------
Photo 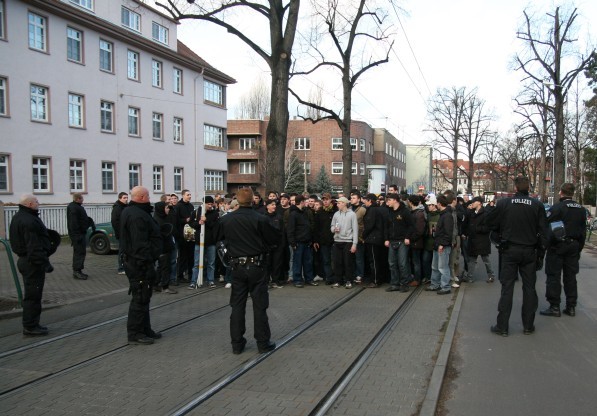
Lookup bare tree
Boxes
[289,0,394,193]
[156,0,300,192]
[235,76,271,119]
[304,83,324,120]
[514,6,594,195]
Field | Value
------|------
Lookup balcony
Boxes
[228,149,260,160]
[227,173,261,184]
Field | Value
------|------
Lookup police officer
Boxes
[67,193,95,280]
[486,176,547,336]
[216,188,281,354]
[540,183,586,318]
[9,194,54,336]
[120,186,162,345]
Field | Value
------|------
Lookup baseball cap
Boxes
[426,195,437,205]
[337,197,350,204]
[321,192,332,200]
[471,196,484,204]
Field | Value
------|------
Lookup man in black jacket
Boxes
[462,197,495,283]
[425,195,454,294]
[384,193,415,292]
[189,196,219,289]
[111,192,128,275]
[265,199,286,288]
[362,194,386,288]
[540,183,586,318]
[10,194,53,336]
[67,193,94,280]
[287,195,318,288]
[174,189,194,283]
[153,197,177,294]
[313,193,336,284]
[120,186,162,345]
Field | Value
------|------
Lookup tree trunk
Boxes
[341,72,353,194]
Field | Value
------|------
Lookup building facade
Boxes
[0,0,234,204]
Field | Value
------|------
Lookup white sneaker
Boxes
[219,276,225,282]
[345,282,353,289]
[313,276,323,282]
[451,282,460,288]
[225,283,232,289]
[355,276,362,282]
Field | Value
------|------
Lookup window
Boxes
[173,68,182,94]
[128,107,139,136]
[99,40,113,72]
[0,0,6,40]
[152,112,163,139]
[102,162,115,192]
[332,162,343,175]
[294,137,310,150]
[350,138,357,151]
[100,100,113,132]
[32,157,50,192]
[239,137,255,150]
[68,93,84,127]
[360,163,365,176]
[204,124,225,148]
[173,117,183,143]
[127,50,139,80]
[70,0,93,10]
[360,138,365,152]
[304,161,311,175]
[67,27,83,63]
[239,162,256,175]
[152,22,168,45]
[204,170,224,192]
[332,138,342,150]
[351,162,357,175]
[129,164,140,189]
[30,84,49,122]
[28,12,47,51]
[173,167,183,192]
[204,80,223,105]
[0,77,7,116]
[152,60,162,88]
[153,166,163,192]
[0,154,10,192]
[121,7,140,31]
[69,160,85,192]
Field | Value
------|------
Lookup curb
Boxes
[419,284,465,416]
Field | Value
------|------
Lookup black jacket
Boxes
[111,200,127,240]
[9,205,51,265]
[120,201,162,262]
[287,205,312,245]
[174,200,194,240]
[385,203,415,242]
[67,202,94,237]
[190,205,219,246]
[434,206,454,249]
[153,201,175,253]
[314,205,336,246]
[363,204,386,245]
[546,197,586,250]
[265,209,285,245]
[463,207,491,256]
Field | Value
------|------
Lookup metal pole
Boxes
[197,194,205,288]
[303,146,307,193]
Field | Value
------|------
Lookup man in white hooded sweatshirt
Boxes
[330,197,359,288]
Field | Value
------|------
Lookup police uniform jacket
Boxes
[384,203,415,242]
[9,205,51,265]
[120,201,162,263]
[547,197,586,251]
[174,200,194,239]
[287,205,312,245]
[462,206,491,256]
[67,201,93,237]
[363,204,386,246]
[216,206,281,257]
[314,205,336,246]
[111,200,127,239]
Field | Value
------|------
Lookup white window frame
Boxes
[350,138,357,151]
[102,162,115,192]
[30,84,49,122]
[360,138,365,152]
[128,107,140,136]
[360,163,365,176]
[32,157,51,192]
[294,137,310,150]
[153,166,163,192]
[0,154,11,193]
[204,170,224,192]
[152,22,168,45]
[69,159,86,192]
[100,100,114,133]
[70,0,93,10]
[152,112,163,140]
[351,162,358,175]
[239,162,256,175]
[332,138,342,150]
[204,80,224,105]
[68,93,84,128]
[67,27,83,63]
[204,124,225,148]
[152,59,162,88]
[121,7,140,32]
[28,12,47,52]
[0,77,7,116]
[129,163,140,189]
[99,39,113,73]
[332,162,343,175]
[239,137,255,150]
[173,68,182,94]
[127,50,139,80]
[173,167,183,192]
[173,117,183,143]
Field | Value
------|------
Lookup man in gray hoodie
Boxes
[330,197,359,288]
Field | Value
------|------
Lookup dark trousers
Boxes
[422,249,433,280]
[176,239,194,279]
[292,242,314,284]
[157,252,171,288]
[17,258,46,329]
[267,244,285,285]
[332,242,355,284]
[124,259,155,338]
[364,243,383,285]
[545,241,580,308]
[71,234,86,271]
[319,244,333,281]
[410,248,423,282]
[229,263,271,349]
[497,245,537,331]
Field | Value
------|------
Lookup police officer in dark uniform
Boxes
[9,194,54,336]
[216,188,281,354]
[540,183,586,318]
[120,186,162,345]
[486,177,547,336]
[67,193,95,280]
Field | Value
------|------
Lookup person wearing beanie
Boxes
[188,196,219,289]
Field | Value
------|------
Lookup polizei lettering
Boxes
[512,198,532,205]
[566,203,582,209]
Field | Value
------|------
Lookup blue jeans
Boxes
[411,248,423,282]
[292,242,314,284]
[431,247,452,290]
[354,242,365,278]
[388,241,410,287]
[191,244,216,284]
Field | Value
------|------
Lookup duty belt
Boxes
[230,255,262,266]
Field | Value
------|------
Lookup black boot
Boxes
[563,306,575,317]
[540,306,561,317]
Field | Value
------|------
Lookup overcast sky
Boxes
[176,0,596,146]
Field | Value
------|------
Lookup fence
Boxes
[1,204,112,239]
